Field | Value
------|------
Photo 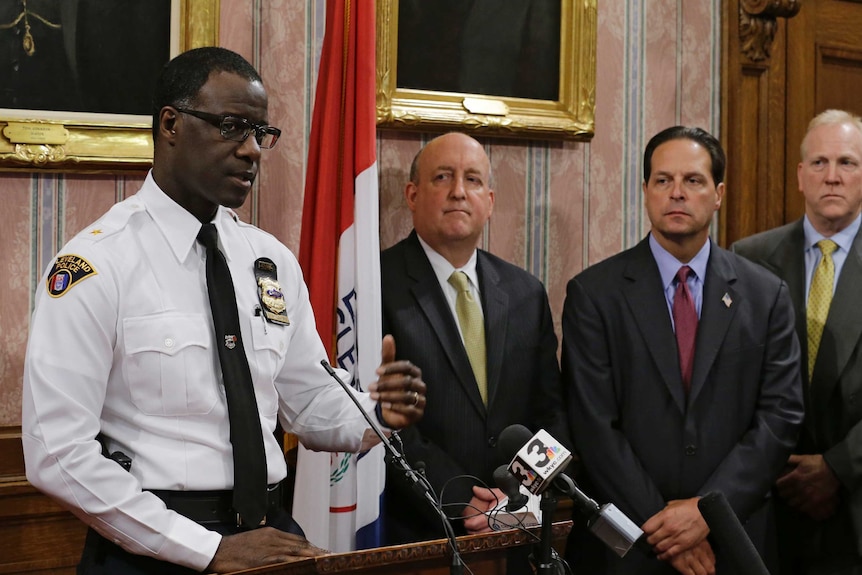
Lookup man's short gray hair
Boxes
[801,109,862,160]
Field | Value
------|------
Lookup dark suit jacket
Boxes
[562,237,804,574]
[381,231,567,544]
[733,219,862,559]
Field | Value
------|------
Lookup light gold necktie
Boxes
[448,271,488,404]
[807,239,838,380]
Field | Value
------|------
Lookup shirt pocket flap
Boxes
[124,313,210,357]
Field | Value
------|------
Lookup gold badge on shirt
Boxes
[254,257,290,326]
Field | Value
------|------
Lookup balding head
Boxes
[405,132,494,267]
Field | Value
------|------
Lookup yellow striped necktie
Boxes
[448,271,488,405]
[807,239,838,380]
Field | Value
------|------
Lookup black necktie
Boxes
[197,223,267,526]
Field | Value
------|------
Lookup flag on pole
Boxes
[292,0,384,552]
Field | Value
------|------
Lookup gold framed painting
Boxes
[376,0,596,140]
[0,0,219,173]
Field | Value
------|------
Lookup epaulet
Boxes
[226,209,263,233]
[227,209,276,240]
[224,208,241,223]
[77,198,147,243]
[235,218,259,231]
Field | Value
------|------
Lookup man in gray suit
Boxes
[380,132,568,547]
[733,109,862,574]
[563,126,804,574]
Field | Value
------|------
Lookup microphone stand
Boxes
[320,361,464,574]
[536,490,558,575]
[537,474,595,574]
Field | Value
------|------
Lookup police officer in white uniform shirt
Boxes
[21,47,426,575]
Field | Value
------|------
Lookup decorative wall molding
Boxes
[721,0,805,245]
[740,0,801,16]
[739,0,801,62]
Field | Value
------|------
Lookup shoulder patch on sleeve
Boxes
[46,255,98,297]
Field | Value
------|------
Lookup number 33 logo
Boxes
[526,438,551,468]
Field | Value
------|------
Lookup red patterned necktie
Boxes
[673,265,698,394]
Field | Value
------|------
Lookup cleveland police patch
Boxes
[46,255,98,297]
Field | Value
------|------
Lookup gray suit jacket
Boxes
[563,237,804,574]
[733,219,862,556]
[381,231,568,544]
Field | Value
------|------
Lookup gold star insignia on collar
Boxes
[89,229,103,236]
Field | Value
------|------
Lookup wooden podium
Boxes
[226,521,572,575]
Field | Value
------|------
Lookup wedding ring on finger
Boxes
[410,391,419,406]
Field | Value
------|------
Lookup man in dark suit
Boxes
[733,109,862,574]
[562,126,804,574]
[380,132,567,545]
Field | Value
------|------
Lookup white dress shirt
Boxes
[22,172,376,570]
[416,234,484,344]
[802,213,862,301]
[649,233,710,324]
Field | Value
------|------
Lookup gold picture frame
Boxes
[376,0,596,140]
[0,0,220,173]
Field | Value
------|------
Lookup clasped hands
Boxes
[643,498,714,575]
[776,453,841,521]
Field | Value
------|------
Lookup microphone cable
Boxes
[441,474,570,575]
[321,360,466,574]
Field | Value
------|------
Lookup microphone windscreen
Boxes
[697,491,770,575]
[498,424,533,461]
[493,464,516,488]
[492,465,528,511]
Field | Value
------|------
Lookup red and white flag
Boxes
[292,0,384,551]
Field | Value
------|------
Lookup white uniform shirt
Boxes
[22,172,377,570]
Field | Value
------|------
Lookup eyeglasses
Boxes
[175,108,281,149]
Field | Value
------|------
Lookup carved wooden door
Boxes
[785,0,862,220]
[721,0,862,244]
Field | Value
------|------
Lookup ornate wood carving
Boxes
[313,524,572,572]
[739,0,801,62]
[740,0,801,16]
[229,522,572,574]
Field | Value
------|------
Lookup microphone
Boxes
[498,424,643,558]
[320,360,434,504]
[697,491,770,575]
[320,360,397,454]
[488,464,539,531]
[493,464,529,511]
[498,424,573,495]
[551,475,643,558]
[320,360,465,573]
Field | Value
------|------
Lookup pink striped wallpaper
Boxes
[0,0,721,425]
